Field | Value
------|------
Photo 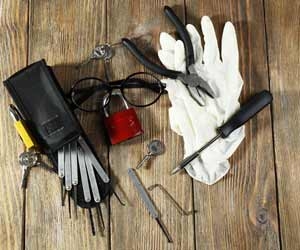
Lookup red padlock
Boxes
[103,93,143,144]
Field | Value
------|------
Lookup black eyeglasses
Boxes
[70,72,166,112]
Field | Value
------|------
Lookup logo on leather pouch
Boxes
[42,115,64,136]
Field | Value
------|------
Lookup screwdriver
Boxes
[171,90,273,175]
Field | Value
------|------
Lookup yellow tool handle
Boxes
[14,120,35,149]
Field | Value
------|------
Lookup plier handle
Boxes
[122,6,215,99]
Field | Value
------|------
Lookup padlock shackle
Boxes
[103,91,129,117]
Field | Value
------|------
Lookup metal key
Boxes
[136,140,165,169]
[78,44,113,67]
[19,150,55,188]
[19,151,38,188]
[20,165,31,189]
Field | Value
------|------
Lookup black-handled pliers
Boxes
[122,6,216,100]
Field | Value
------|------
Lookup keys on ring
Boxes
[19,150,54,189]
[78,44,113,67]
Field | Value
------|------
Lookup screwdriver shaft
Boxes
[171,134,221,175]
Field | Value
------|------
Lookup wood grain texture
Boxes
[0,1,28,249]
[107,1,195,250]
[26,0,109,249]
[265,0,300,249]
[1,0,299,249]
[185,0,280,249]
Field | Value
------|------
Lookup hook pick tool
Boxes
[171,90,273,175]
[128,168,173,243]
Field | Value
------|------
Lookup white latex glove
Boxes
[159,17,245,185]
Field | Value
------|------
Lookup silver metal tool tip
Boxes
[170,166,182,175]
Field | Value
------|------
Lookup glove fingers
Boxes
[221,22,243,102]
[221,22,239,70]
[201,16,221,65]
[186,24,203,64]
[174,40,186,72]
[158,50,175,70]
[159,32,176,51]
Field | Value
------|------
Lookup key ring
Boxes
[77,43,120,68]
[19,151,38,167]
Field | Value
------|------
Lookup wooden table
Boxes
[0,0,299,249]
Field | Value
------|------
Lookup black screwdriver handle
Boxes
[121,38,180,79]
[164,6,195,66]
[218,90,273,138]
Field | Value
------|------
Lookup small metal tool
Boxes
[64,144,72,191]
[171,90,273,175]
[84,151,101,203]
[78,147,91,203]
[148,184,194,216]
[96,204,105,231]
[64,144,72,218]
[88,208,96,236]
[58,147,65,206]
[78,136,110,183]
[68,191,72,219]
[128,168,173,243]
[60,179,65,206]
[136,140,165,169]
[70,141,78,218]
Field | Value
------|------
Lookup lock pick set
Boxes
[3,5,273,245]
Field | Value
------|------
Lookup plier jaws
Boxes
[122,6,216,100]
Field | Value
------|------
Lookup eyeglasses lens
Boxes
[72,78,109,112]
[122,73,162,106]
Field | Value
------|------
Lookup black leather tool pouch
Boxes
[3,59,112,208]
[4,59,80,153]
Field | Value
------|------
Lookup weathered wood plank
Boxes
[185,0,281,249]
[0,1,28,249]
[265,0,300,249]
[25,0,109,249]
[107,1,195,250]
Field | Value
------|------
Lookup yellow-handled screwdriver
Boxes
[9,104,36,150]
